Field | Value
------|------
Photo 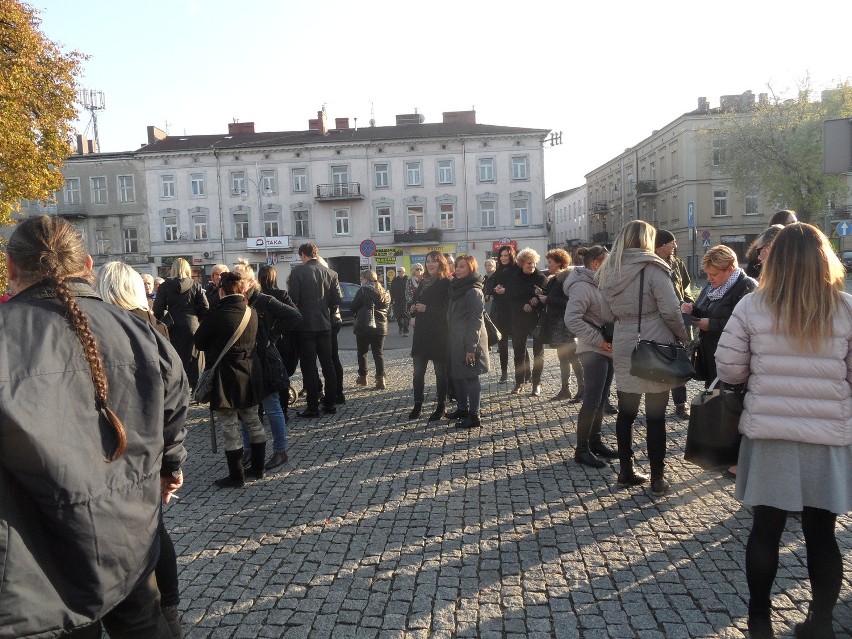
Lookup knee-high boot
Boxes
[215,449,246,488]
[589,407,618,458]
[574,410,605,468]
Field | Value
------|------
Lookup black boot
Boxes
[428,403,446,421]
[747,607,775,639]
[456,413,481,428]
[794,611,835,639]
[247,442,266,480]
[408,402,422,420]
[574,409,606,468]
[215,449,246,488]
[445,407,467,420]
[550,385,571,401]
[617,457,648,487]
[568,386,585,404]
[589,407,618,458]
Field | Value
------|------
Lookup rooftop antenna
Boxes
[369,100,375,127]
[78,89,106,152]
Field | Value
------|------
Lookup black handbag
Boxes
[262,343,288,395]
[531,311,550,343]
[194,307,251,404]
[584,319,614,343]
[684,378,745,469]
[484,311,501,346]
[629,269,696,385]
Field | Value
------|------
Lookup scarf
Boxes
[419,274,441,294]
[448,273,484,302]
[706,268,742,301]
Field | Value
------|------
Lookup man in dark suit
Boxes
[287,243,341,417]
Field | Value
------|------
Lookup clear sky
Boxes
[32,0,851,196]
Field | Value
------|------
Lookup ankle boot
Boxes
[247,442,266,480]
[456,412,481,428]
[355,374,368,386]
[617,457,648,487]
[445,407,467,420]
[568,386,585,404]
[375,375,387,390]
[550,385,571,401]
[748,607,775,639]
[574,449,606,468]
[794,611,835,639]
[408,402,422,420]
[428,403,446,421]
[589,408,618,458]
[215,449,246,488]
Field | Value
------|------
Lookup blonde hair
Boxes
[760,223,847,350]
[360,269,385,295]
[170,257,191,279]
[516,247,540,265]
[233,258,259,291]
[597,220,656,288]
[701,245,738,271]
[98,262,149,312]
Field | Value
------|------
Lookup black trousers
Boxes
[356,332,386,377]
[511,322,543,386]
[615,390,669,476]
[155,516,179,607]
[297,330,337,411]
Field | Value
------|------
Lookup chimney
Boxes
[335,117,350,130]
[76,134,89,155]
[395,113,425,126]
[309,107,329,135]
[87,139,96,154]
[442,110,476,125]
[759,93,769,105]
[228,122,255,135]
[697,97,709,114]
[146,126,168,145]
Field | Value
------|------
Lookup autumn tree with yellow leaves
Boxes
[0,0,83,289]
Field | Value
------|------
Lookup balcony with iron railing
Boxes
[636,180,657,196]
[393,227,443,243]
[315,182,364,201]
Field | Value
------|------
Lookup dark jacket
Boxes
[0,281,188,638]
[247,288,302,360]
[351,284,391,336]
[389,275,409,316]
[448,274,490,378]
[484,262,518,328]
[194,294,265,409]
[287,259,342,332]
[507,267,548,333]
[153,276,208,329]
[261,286,300,376]
[689,271,758,381]
[410,276,451,361]
[130,307,169,339]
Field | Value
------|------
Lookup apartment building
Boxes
[547,185,587,248]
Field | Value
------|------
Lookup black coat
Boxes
[389,275,409,316]
[351,285,391,336]
[507,268,548,334]
[194,294,265,409]
[484,263,518,329]
[0,281,188,637]
[287,259,342,332]
[153,276,208,329]
[410,277,451,361]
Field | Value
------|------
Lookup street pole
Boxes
[255,163,270,267]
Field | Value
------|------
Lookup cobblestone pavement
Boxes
[166,345,851,639]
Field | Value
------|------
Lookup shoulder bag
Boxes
[194,307,251,404]
[629,268,695,384]
[484,311,501,346]
[684,378,745,469]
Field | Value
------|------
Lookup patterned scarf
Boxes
[706,267,742,300]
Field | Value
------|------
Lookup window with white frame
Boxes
[374,163,389,188]
[712,140,726,167]
[293,210,310,236]
[233,212,249,239]
[480,200,496,227]
[95,229,110,254]
[511,156,528,181]
[331,165,349,195]
[123,228,138,254]
[713,190,728,216]
[745,192,760,216]
[376,206,392,233]
[437,160,453,185]
[440,203,455,230]
[292,168,307,193]
[264,209,279,237]
[513,199,529,226]
[260,170,276,194]
[650,161,656,180]
[190,173,206,197]
[193,214,208,240]
[91,177,108,204]
[231,171,246,195]
[118,175,135,203]
[160,174,175,199]
[405,161,422,186]
[478,158,495,182]
[64,178,81,204]
[162,214,179,242]
[334,208,350,235]
[407,205,424,230]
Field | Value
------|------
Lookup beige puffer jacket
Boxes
[715,291,852,446]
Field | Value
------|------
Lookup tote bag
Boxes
[684,378,745,470]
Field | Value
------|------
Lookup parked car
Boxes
[339,282,360,324]
[842,251,852,272]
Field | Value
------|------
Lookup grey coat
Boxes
[447,275,490,379]
[599,249,689,394]
[564,267,611,358]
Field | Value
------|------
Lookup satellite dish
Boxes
[369,119,376,127]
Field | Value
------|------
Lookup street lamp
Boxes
[239,172,274,266]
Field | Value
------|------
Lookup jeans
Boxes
[557,343,584,390]
[453,376,482,414]
[511,322,544,385]
[615,390,669,476]
[262,392,287,453]
[412,354,447,404]
[297,330,337,410]
[577,352,614,420]
[356,332,386,377]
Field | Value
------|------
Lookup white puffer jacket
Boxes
[715,291,852,447]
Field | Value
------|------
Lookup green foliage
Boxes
[714,78,852,221]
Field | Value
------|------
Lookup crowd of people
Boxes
[1,212,849,638]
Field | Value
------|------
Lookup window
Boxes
[334,208,350,235]
[292,168,307,193]
[376,206,392,233]
[193,214,208,240]
[671,150,678,177]
[118,175,135,203]
[160,175,175,199]
[95,229,110,255]
[745,192,760,216]
[91,177,108,204]
[437,160,453,185]
[405,162,422,186]
[478,158,495,182]
[190,173,206,197]
[374,163,390,188]
[64,178,81,204]
[163,215,179,242]
[231,171,246,195]
[264,209,280,237]
[331,165,349,195]
[650,162,656,180]
[712,140,726,167]
[260,170,276,194]
[123,228,138,254]
[439,203,455,230]
[511,156,528,180]
[513,199,529,226]
[480,200,496,227]
[407,206,424,230]
[293,210,310,237]
[233,212,249,239]
[714,190,728,216]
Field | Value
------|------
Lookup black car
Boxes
[338,282,360,324]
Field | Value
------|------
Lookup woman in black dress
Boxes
[484,245,519,383]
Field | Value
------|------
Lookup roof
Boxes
[135,122,550,154]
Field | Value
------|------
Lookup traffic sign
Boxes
[359,239,376,257]
[837,221,852,237]
[687,201,695,229]
[702,230,711,240]
[702,238,711,250]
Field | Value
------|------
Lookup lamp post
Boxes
[239,173,274,266]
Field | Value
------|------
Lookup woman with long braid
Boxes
[0,216,188,638]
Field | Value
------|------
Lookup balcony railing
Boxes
[394,228,443,243]
[315,182,364,200]
[593,201,608,214]
[636,180,657,196]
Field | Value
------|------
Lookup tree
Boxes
[714,79,852,222]
[0,0,84,289]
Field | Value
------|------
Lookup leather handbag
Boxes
[629,268,695,384]
[684,378,745,469]
[194,307,251,404]
[261,343,288,395]
[484,311,501,346]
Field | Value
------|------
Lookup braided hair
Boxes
[7,216,126,461]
